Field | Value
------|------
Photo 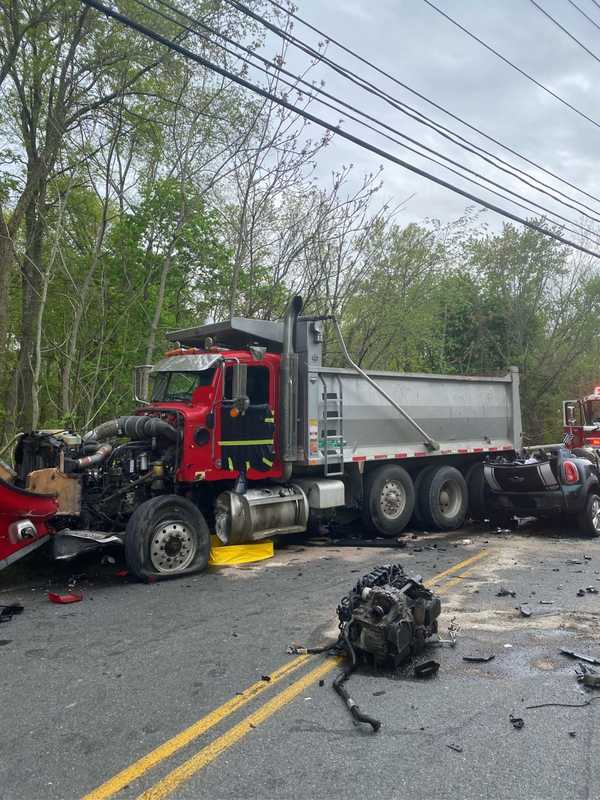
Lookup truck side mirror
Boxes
[133,364,153,404]
[563,401,577,426]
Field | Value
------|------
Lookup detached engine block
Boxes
[337,564,441,667]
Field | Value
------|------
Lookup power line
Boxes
[220,0,600,227]
[264,0,600,211]
[566,0,600,34]
[530,0,600,64]
[79,0,600,258]
[143,0,600,242]
[422,0,600,131]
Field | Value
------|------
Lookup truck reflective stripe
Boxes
[264,417,275,423]
[218,439,274,446]
[227,457,234,471]
[262,457,273,468]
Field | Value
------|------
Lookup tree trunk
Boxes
[0,208,13,379]
[7,182,46,432]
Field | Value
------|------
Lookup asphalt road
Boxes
[2,522,600,800]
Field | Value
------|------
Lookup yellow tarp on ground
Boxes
[208,534,274,566]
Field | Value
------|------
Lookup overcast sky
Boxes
[261,0,600,232]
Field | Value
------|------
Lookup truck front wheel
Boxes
[576,492,600,537]
[125,495,210,581]
[362,464,415,537]
[419,465,468,531]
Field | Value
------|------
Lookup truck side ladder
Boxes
[319,374,344,477]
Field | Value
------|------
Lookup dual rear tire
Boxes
[363,462,468,537]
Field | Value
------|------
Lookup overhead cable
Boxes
[79,0,600,258]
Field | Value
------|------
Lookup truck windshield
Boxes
[151,369,217,402]
[589,400,600,425]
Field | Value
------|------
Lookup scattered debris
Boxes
[48,592,83,604]
[461,539,472,545]
[446,743,463,753]
[509,714,525,730]
[414,660,440,678]
[372,690,386,696]
[586,586,598,594]
[567,559,583,565]
[539,600,554,605]
[260,674,271,682]
[577,589,586,597]
[519,604,532,618]
[463,653,495,663]
[0,639,11,646]
[560,648,600,666]
[569,731,577,737]
[584,555,592,561]
[504,644,513,649]
[0,604,24,623]
[497,587,516,598]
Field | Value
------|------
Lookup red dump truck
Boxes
[0,297,521,579]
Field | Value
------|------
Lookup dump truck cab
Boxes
[140,349,283,484]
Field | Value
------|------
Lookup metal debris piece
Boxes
[414,660,440,678]
[260,674,271,682]
[577,589,586,597]
[560,648,600,666]
[446,743,463,753]
[0,604,24,623]
[509,714,525,730]
[569,731,577,737]
[586,586,598,594]
[539,600,554,605]
[582,673,600,688]
[463,653,495,663]
[48,592,83,604]
[497,587,516,597]
[0,639,11,646]
[567,559,583,565]
[519,604,532,617]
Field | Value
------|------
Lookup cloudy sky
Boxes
[261,0,600,232]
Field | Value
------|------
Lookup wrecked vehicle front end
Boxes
[0,462,58,570]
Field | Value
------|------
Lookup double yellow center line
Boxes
[83,549,488,800]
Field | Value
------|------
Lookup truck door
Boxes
[220,364,276,476]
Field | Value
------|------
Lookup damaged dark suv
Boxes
[483,447,600,536]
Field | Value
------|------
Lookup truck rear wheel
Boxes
[411,466,436,527]
[419,465,468,531]
[577,492,600,537]
[125,495,210,581]
[362,464,415,537]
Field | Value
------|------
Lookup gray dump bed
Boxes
[305,365,521,471]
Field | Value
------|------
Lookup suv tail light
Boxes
[563,460,579,484]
